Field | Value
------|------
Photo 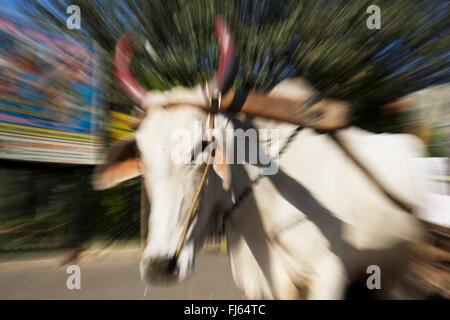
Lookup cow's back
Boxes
[280,126,426,250]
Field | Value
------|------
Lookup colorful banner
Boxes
[0,13,105,164]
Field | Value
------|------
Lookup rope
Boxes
[174,96,218,260]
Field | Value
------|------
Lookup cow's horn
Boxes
[115,16,237,106]
[114,32,148,106]
[208,16,237,98]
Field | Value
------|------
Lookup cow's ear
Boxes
[212,147,231,190]
[93,136,143,190]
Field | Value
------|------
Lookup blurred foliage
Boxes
[428,129,449,157]
[21,0,450,129]
[0,215,67,250]
[0,163,140,250]
[93,178,141,241]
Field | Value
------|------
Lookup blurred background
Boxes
[0,0,448,299]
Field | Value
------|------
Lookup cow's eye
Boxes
[190,140,210,163]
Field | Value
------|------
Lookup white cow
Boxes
[93,78,428,299]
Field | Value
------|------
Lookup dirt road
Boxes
[0,246,243,300]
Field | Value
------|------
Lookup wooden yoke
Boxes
[219,89,352,131]
[158,87,352,131]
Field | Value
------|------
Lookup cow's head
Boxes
[93,108,232,284]
[92,17,236,284]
